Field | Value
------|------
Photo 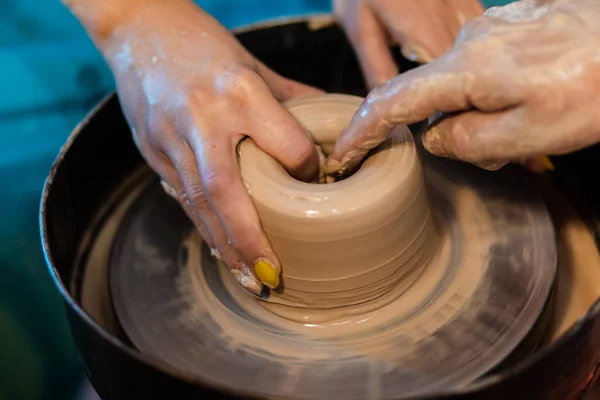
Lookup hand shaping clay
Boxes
[238,94,438,322]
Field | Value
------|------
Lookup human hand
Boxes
[97,1,323,295]
[326,0,600,176]
[333,0,484,89]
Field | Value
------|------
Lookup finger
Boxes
[188,133,282,290]
[140,148,217,249]
[168,143,264,295]
[159,177,216,250]
[444,0,486,36]
[374,1,452,63]
[244,76,320,182]
[336,0,398,89]
[255,60,325,101]
[421,107,540,163]
[325,50,525,175]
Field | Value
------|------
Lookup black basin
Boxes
[40,17,600,400]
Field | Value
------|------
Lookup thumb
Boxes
[337,1,399,89]
[422,108,526,163]
[246,72,320,182]
[324,48,524,176]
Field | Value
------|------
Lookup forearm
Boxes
[62,0,193,48]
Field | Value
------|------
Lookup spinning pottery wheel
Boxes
[40,17,600,400]
[109,95,555,399]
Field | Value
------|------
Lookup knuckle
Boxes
[215,68,260,99]
[230,232,258,255]
[200,169,227,200]
[447,124,477,161]
[183,183,208,209]
[187,86,211,110]
[147,115,184,152]
[364,85,391,118]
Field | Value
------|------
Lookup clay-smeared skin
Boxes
[333,0,485,89]
[64,0,324,295]
[327,0,600,176]
[238,95,437,322]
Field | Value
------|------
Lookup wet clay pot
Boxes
[239,94,436,322]
[40,16,600,400]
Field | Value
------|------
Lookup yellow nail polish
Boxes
[539,156,555,171]
[253,260,280,289]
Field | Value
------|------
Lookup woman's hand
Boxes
[68,0,323,295]
[333,0,484,89]
[326,0,600,176]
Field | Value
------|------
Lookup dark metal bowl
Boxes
[40,17,600,400]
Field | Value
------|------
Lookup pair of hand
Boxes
[72,0,478,295]
[70,0,600,296]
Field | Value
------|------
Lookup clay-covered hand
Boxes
[333,0,484,89]
[326,0,600,175]
[71,0,323,295]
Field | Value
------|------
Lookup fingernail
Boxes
[401,43,433,64]
[539,155,555,171]
[474,159,508,171]
[422,127,445,156]
[253,259,281,289]
[323,158,345,177]
[232,266,263,296]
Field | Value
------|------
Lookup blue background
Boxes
[0,1,507,398]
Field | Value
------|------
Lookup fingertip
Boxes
[473,159,509,171]
[232,265,264,296]
[246,92,320,183]
[323,157,346,176]
[287,142,320,182]
[253,259,281,289]
[401,42,434,64]
[422,125,446,157]
[325,122,376,178]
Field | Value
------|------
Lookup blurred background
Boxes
[0,1,505,399]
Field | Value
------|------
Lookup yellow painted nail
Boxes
[253,260,280,289]
[539,156,555,171]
